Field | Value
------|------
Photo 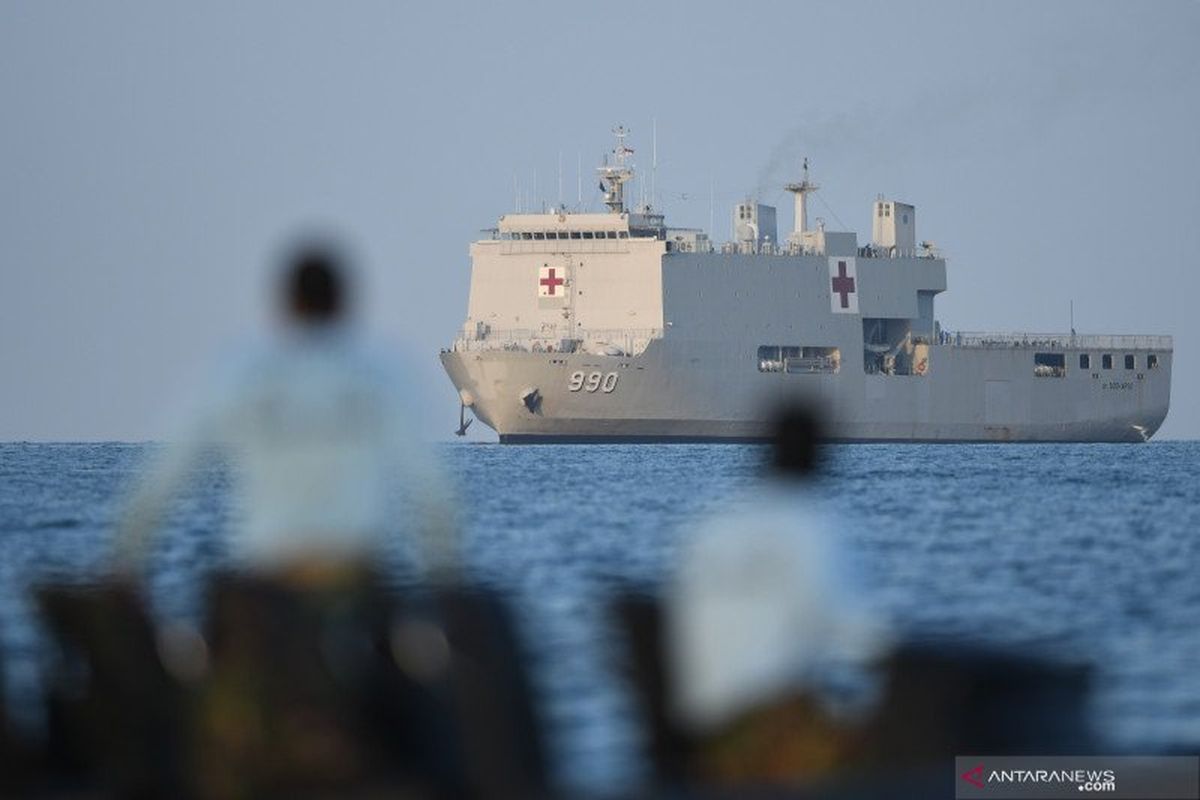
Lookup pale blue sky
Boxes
[2,1,1198,440]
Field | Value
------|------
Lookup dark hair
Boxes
[282,244,348,323]
[769,404,824,478]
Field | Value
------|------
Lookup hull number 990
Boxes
[569,371,619,393]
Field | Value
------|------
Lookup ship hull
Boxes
[440,337,1171,444]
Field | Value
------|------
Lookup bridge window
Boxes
[1124,354,1135,370]
[1102,354,1113,370]
[1148,354,1159,369]
[758,345,840,374]
[582,231,594,240]
[1079,353,1091,370]
[1034,352,1066,378]
[569,231,581,239]
[618,231,629,239]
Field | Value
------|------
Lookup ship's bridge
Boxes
[497,212,631,238]
[487,210,679,254]
[492,210,669,239]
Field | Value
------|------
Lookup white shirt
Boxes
[117,326,455,571]
[666,483,888,730]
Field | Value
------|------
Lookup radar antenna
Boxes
[784,157,820,242]
[597,126,635,213]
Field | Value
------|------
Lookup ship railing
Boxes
[450,327,664,356]
[857,245,941,259]
[944,332,1173,350]
[664,240,715,253]
[451,328,535,352]
[706,242,941,258]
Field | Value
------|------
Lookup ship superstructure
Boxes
[441,130,1172,442]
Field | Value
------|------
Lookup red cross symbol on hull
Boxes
[539,266,565,296]
[832,260,856,308]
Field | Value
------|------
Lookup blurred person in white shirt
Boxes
[114,239,456,579]
[665,406,890,783]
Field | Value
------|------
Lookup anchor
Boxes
[455,402,473,437]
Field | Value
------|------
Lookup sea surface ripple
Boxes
[1,441,1197,792]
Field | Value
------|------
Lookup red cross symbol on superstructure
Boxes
[540,267,565,296]
[832,260,856,308]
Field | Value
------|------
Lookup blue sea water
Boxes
[1,441,1198,792]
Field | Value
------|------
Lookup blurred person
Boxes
[665,405,891,785]
[114,238,457,578]
[97,238,463,796]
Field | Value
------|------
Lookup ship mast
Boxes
[597,126,635,214]
[784,158,819,243]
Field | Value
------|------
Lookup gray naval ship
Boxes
[441,128,1172,443]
